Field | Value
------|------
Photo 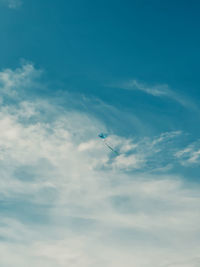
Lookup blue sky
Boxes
[0,1,200,266]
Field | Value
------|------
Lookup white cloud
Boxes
[115,79,196,109]
[1,0,22,9]
[175,141,200,165]
[122,79,171,97]
[0,63,42,97]
[0,64,200,266]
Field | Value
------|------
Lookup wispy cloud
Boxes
[0,63,200,266]
[122,79,171,97]
[175,140,200,165]
[115,79,196,109]
[8,0,21,8]
[1,0,22,9]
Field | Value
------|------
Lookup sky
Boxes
[0,0,200,266]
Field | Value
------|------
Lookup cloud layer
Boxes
[0,64,200,267]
